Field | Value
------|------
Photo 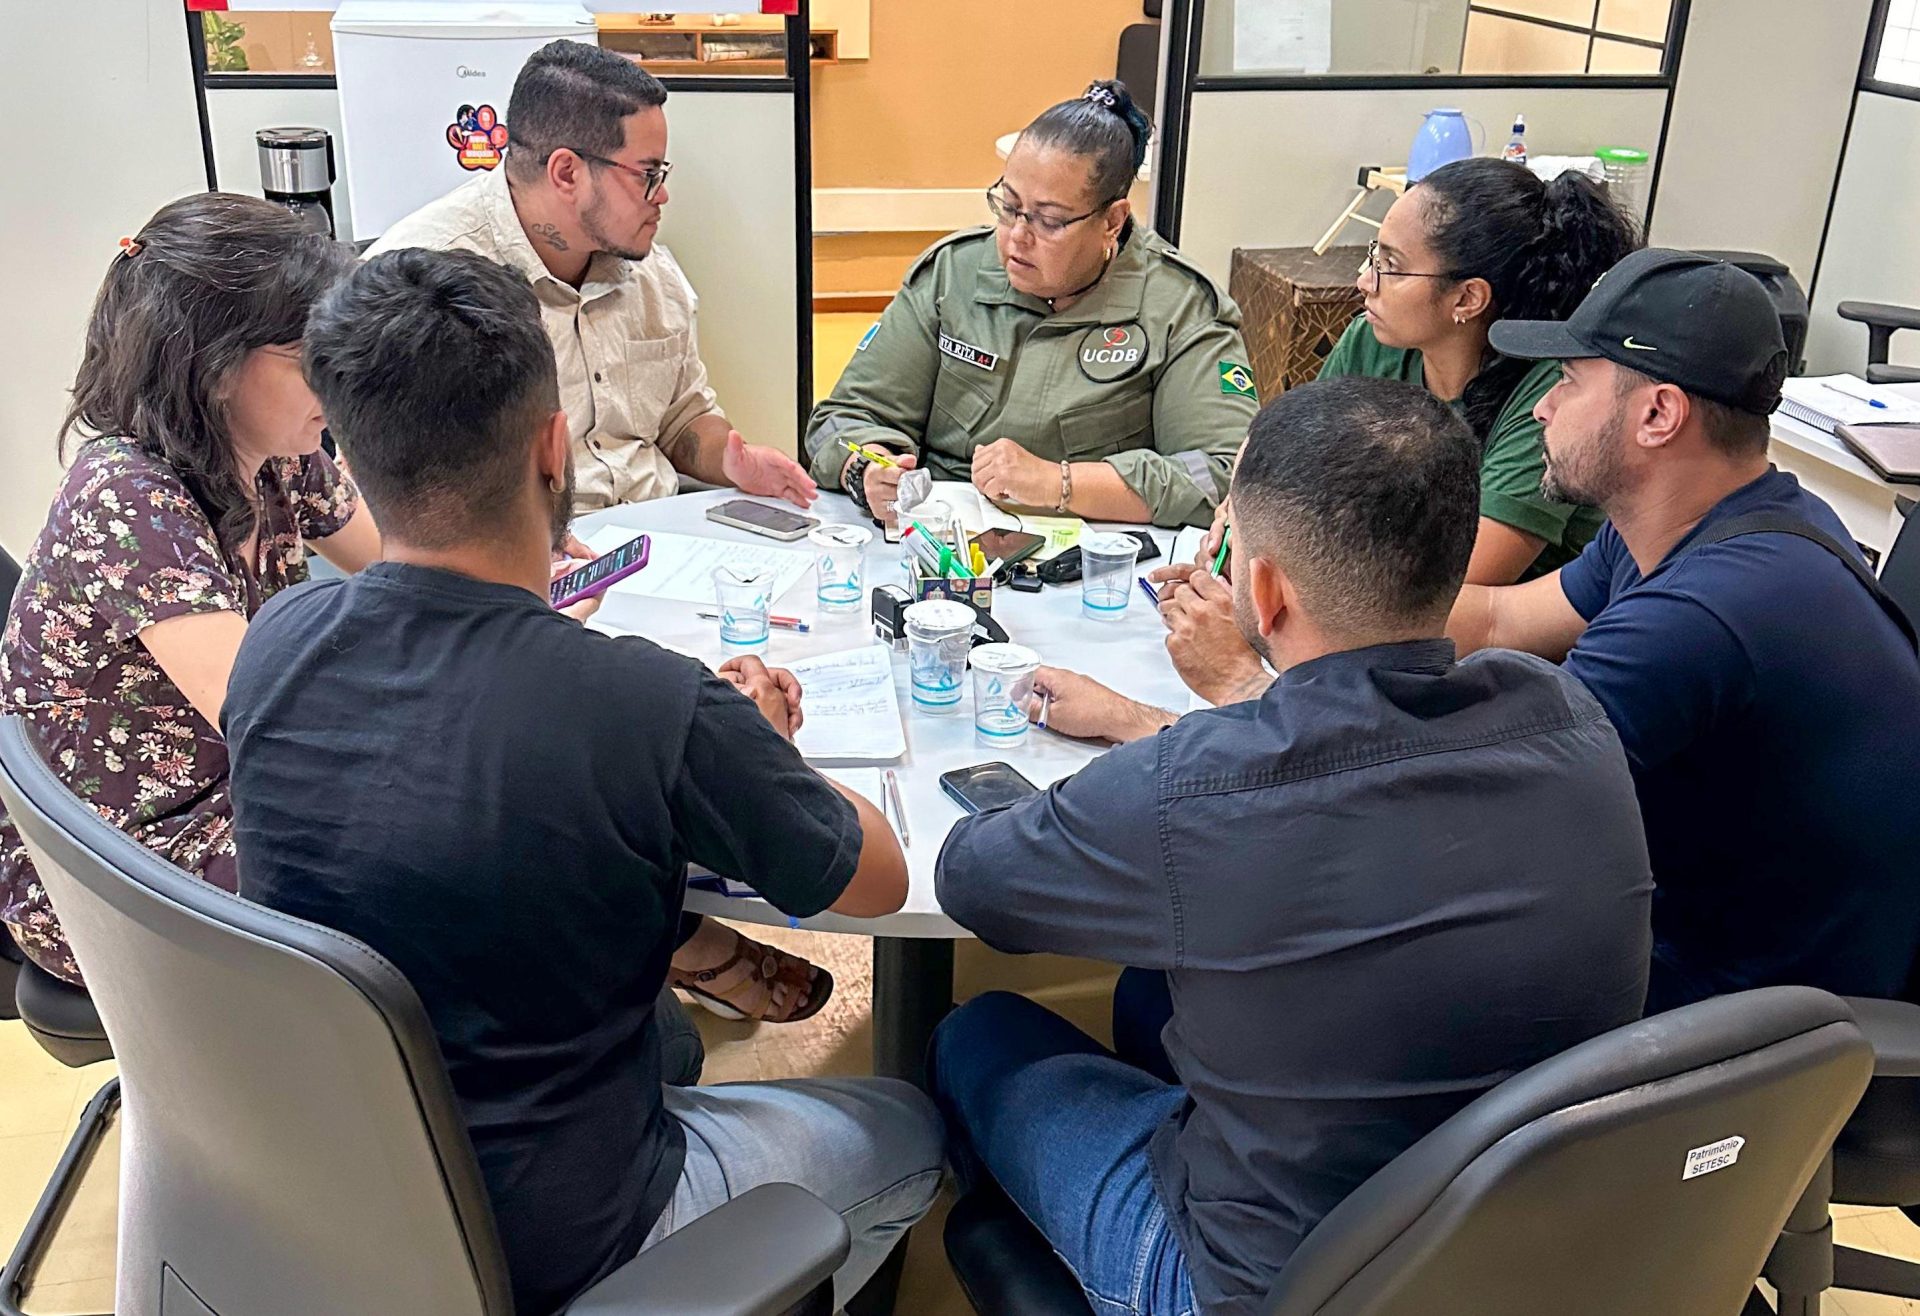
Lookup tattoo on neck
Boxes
[530,222,570,252]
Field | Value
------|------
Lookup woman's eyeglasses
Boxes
[1363,240,1458,295]
[986,182,1112,239]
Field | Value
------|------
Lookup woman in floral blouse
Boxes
[0,193,380,983]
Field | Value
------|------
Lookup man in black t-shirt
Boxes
[223,248,943,1315]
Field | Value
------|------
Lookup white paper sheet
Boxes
[1171,525,1209,567]
[1234,0,1331,74]
[785,644,907,762]
[584,526,813,606]
[1779,375,1920,432]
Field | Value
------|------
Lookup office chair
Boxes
[1117,0,1163,127]
[946,987,1872,1315]
[1838,301,1920,385]
[0,715,850,1316]
[0,543,18,1020]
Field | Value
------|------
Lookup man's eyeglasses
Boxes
[1362,240,1458,296]
[574,151,674,203]
[986,181,1113,239]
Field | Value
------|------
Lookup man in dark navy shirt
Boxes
[224,249,941,1315]
[1453,248,1920,1012]
[928,378,1654,1316]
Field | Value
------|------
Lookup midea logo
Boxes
[456,65,487,78]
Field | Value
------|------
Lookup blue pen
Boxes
[1138,576,1160,607]
[1822,380,1889,410]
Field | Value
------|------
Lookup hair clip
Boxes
[118,237,143,259]
[1082,83,1119,109]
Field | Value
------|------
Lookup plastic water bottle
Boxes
[1502,114,1528,166]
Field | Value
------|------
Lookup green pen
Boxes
[1211,525,1232,575]
[908,518,960,577]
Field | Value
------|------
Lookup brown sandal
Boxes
[670,929,834,1024]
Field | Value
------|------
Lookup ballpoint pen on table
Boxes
[1036,692,1053,730]
[1138,577,1160,607]
[695,609,810,633]
[884,769,910,846]
[1820,380,1889,410]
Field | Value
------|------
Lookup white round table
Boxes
[575,488,1195,1079]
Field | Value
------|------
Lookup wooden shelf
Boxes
[597,18,837,70]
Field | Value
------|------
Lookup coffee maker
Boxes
[256,127,337,237]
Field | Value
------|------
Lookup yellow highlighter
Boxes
[841,440,900,469]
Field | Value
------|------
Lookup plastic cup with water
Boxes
[809,523,872,614]
[970,643,1041,745]
[712,566,773,654]
[1080,532,1142,621]
[905,598,975,713]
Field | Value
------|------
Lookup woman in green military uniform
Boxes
[804,81,1256,530]
[1319,156,1640,582]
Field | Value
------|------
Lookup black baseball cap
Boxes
[1488,248,1789,415]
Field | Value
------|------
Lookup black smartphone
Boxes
[939,762,1041,814]
[1036,530,1162,585]
[971,528,1047,570]
[551,534,651,608]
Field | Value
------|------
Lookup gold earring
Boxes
[1105,244,1114,261]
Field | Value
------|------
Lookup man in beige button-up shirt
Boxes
[369,42,817,514]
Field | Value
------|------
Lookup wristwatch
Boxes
[845,453,876,514]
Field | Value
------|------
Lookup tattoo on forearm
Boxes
[530,223,569,252]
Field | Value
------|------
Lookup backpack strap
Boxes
[1683,510,1918,652]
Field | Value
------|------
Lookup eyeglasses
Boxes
[573,151,674,203]
[1362,240,1458,296]
[986,182,1113,239]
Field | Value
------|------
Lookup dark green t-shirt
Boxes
[1319,318,1604,578]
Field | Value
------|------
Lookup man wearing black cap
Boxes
[1452,247,1920,1013]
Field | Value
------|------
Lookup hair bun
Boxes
[1083,79,1151,171]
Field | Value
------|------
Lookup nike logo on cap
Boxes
[1622,336,1659,351]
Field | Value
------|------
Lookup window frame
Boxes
[1861,0,1920,101]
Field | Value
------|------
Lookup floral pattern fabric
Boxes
[0,437,357,982]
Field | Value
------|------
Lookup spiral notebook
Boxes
[1778,376,1920,433]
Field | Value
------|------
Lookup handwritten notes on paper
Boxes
[786,644,906,762]
[584,526,812,607]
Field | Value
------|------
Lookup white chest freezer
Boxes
[331,1,597,240]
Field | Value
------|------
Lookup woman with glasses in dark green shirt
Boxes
[804,82,1256,530]
[1320,157,1640,582]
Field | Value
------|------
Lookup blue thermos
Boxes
[1408,108,1483,182]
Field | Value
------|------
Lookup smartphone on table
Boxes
[940,762,1042,815]
[970,528,1048,572]
[551,534,650,608]
[705,499,820,542]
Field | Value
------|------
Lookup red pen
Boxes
[695,609,811,633]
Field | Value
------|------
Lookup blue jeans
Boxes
[641,1077,946,1306]
[929,991,1197,1316]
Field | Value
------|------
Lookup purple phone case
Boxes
[551,535,651,609]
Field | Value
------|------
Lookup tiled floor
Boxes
[8,931,1920,1316]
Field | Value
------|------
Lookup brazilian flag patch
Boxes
[1219,361,1257,399]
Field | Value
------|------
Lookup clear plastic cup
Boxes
[712,566,773,654]
[970,643,1041,745]
[900,507,954,589]
[809,523,872,613]
[904,598,975,713]
[1080,532,1142,621]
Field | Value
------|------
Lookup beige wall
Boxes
[0,0,207,558]
[1806,91,1920,376]
[811,0,1141,190]
[1649,0,1871,286]
[1176,85,1668,283]
[653,93,803,452]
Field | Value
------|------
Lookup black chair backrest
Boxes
[1879,506,1920,654]
[1,543,20,615]
[1265,987,1871,1316]
[0,715,515,1316]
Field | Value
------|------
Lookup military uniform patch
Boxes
[1219,361,1257,399]
[1079,323,1148,383]
[939,332,999,371]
